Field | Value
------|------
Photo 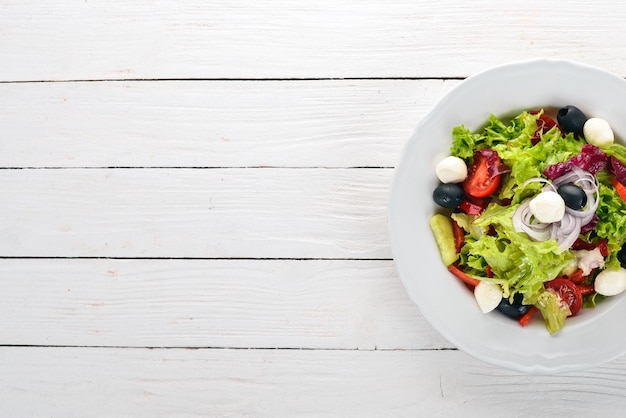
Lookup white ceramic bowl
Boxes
[389,59,626,374]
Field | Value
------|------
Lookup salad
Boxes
[430,105,626,334]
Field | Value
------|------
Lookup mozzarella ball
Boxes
[435,156,468,183]
[594,268,626,296]
[529,191,565,223]
[583,118,614,148]
[474,281,503,313]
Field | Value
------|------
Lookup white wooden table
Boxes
[3,1,626,416]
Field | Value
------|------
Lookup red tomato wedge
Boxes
[531,113,560,144]
[537,113,558,131]
[571,238,609,257]
[545,278,583,316]
[463,149,507,198]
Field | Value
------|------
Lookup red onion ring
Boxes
[512,200,552,241]
[554,166,599,225]
[512,167,598,252]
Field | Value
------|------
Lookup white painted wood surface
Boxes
[2,1,626,416]
[4,348,626,417]
[3,1,626,80]
[0,80,453,168]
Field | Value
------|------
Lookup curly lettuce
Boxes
[533,291,571,335]
[593,183,626,269]
[447,109,626,334]
[451,111,584,203]
[451,111,539,158]
[458,203,575,300]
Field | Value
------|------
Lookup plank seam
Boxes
[0,344,457,351]
[0,77,466,84]
[0,257,394,261]
[0,166,395,170]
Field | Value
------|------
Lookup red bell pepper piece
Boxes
[447,264,480,287]
[451,219,465,254]
[611,177,626,202]
[597,239,609,257]
[518,306,538,327]
[485,265,494,278]
[459,200,484,215]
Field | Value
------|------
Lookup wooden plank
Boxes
[0,79,452,168]
[0,168,392,258]
[0,259,450,350]
[1,1,626,80]
[2,347,626,417]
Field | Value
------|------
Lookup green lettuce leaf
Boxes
[447,109,626,334]
[605,143,626,162]
[533,291,571,335]
[450,126,481,160]
[450,212,486,240]
[460,203,575,299]
[583,292,607,309]
[492,124,582,201]
[450,111,584,203]
[593,183,626,269]
[450,112,538,160]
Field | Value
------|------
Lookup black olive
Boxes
[557,105,587,137]
[433,183,464,209]
[618,244,626,266]
[496,292,531,319]
[557,183,587,210]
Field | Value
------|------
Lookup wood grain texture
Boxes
[0,168,392,258]
[0,259,450,350]
[2,347,626,417]
[0,79,455,168]
[2,1,626,80]
[5,1,626,415]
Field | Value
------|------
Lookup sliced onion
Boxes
[555,214,582,252]
[512,200,552,241]
[552,166,595,187]
[512,166,600,252]
[554,166,600,225]
[558,213,578,236]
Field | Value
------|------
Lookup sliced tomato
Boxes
[571,238,595,251]
[567,269,587,285]
[571,238,609,257]
[532,113,560,144]
[537,113,558,131]
[463,149,506,198]
[545,278,583,316]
